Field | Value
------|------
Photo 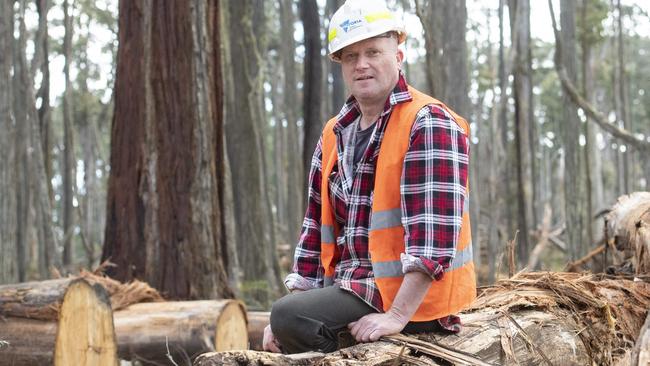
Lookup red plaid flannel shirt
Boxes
[285,74,469,332]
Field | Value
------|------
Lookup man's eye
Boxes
[367,50,380,56]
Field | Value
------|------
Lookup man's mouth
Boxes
[355,75,373,81]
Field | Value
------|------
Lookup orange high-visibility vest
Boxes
[319,86,476,321]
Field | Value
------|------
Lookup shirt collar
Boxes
[333,71,412,135]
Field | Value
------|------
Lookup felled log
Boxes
[0,279,118,366]
[605,191,650,274]
[195,272,650,366]
[247,311,270,351]
[114,300,248,364]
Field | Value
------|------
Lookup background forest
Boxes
[0,0,649,310]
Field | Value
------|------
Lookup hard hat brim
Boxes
[329,29,407,62]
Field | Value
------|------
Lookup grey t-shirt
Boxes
[354,121,375,166]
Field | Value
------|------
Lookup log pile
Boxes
[0,278,118,365]
[195,272,650,366]
[0,272,249,365]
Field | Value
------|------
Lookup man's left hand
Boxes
[348,312,407,342]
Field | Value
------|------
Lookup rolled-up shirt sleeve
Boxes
[284,137,326,291]
[400,105,469,281]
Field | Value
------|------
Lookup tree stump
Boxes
[0,278,118,366]
[113,300,248,364]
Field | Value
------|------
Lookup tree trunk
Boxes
[15,0,60,278]
[580,1,605,248]
[561,0,588,261]
[510,0,535,265]
[279,0,304,246]
[113,300,248,363]
[102,0,233,300]
[62,0,75,267]
[224,0,281,306]
[0,0,18,284]
[35,0,53,204]
[0,279,118,366]
[196,273,650,366]
[300,0,323,178]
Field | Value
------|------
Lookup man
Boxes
[263,0,476,354]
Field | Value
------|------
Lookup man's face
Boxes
[340,34,403,106]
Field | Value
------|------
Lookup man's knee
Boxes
[270,295,303,339]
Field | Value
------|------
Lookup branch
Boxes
[547,0,650,152]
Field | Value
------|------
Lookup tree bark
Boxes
[0,0,18,284]
[102,0,233,299]
[560,0,587,261]
[113,300,248,363]
[300,0,323,178]
[0,279,118,366]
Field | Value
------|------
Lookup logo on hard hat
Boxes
[340,18,363,33]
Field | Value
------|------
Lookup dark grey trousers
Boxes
[270,285,439,354]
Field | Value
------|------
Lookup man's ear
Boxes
[396,49,404,69]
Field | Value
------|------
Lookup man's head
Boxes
[339,32,403,106]
[328,1,406,105]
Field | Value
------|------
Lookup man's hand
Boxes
[262,324,282,353]
[348,311,407,342]
[348,271,433,343]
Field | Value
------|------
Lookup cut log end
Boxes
[54,279,118,366]
[215,301,248,351]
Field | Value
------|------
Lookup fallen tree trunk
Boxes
[113,300,248,364]
[0,270,162,320]
[0,279,118,366]
[195,272,650,366]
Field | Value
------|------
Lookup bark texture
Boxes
[561,0,587,260]
[102,0,232,299]
[0,0,18,284]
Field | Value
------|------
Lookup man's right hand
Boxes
[262,324,282,353]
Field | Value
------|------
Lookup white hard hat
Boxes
[327,0,406,62]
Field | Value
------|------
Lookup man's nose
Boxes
[354,55,370,70]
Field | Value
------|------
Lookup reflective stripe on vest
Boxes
[373,243,473,278]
